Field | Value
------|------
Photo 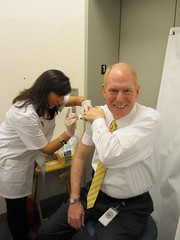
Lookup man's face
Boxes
[102,67,140,119]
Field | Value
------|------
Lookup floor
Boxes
[0,194,90,240]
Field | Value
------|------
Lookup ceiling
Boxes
[0,0,85,24]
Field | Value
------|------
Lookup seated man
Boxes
[38,63,161,240]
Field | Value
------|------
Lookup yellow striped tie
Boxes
[87,120,117,209]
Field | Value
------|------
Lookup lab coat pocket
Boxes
[2,159,26,183]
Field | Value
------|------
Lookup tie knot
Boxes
[109,120,117,133]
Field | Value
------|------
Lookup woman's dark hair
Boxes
[13,69,71,119]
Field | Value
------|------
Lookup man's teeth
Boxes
[114,104,126,108]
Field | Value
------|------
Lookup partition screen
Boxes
[156,27,180,240]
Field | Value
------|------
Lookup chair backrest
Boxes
[86,215,158,240]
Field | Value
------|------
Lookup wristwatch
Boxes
[59,136,67,145]
[61,139,67,145]
[69,197,81,204]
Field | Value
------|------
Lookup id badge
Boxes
[98,207,119,226]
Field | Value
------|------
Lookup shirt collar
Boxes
[105,103,137,129]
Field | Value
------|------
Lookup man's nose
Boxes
[116,92,123,101]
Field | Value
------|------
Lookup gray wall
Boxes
[85,0,180,109]
[85,0,121,106]
[84,0,121,183]
[120,0,180,108]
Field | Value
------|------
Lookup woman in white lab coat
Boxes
[0,69,91,240]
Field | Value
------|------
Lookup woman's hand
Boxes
[65,109,78,137]
[81,100,92,114]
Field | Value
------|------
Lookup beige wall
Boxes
[53,17,85,140]
[0,18,64,120]
[0,5,85,214]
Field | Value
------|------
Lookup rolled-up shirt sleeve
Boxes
[82,121,94,146]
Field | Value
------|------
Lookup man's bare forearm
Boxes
[70,140,92,198]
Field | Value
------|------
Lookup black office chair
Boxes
[86,215,157,240]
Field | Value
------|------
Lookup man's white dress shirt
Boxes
[82,103,161,199]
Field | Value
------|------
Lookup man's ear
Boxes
[136,84,140,99]
[102,84,105,94]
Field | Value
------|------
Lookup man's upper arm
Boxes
[75,138,92,160]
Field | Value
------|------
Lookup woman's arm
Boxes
[40,109,77,155]
[40,131,71,155]
[66,96,92,114]
[66,96,85,106]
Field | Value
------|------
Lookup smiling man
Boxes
[38,63,162,240]
[103,63,140,119]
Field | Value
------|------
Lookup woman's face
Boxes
[47,92,64,109]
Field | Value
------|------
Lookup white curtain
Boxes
[155,27,180,240]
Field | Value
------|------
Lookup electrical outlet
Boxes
[71,106,76,113]
[70,88,79,114]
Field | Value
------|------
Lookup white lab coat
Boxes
[0,96,69,198]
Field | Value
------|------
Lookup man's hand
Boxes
[82,106,105,122]
[68,202,85,230]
